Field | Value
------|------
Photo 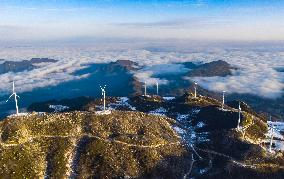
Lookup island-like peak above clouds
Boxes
[187,60,236,77]
[0,58,57,74]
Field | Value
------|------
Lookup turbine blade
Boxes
[6,94,13,102]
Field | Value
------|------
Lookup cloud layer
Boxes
[0,44,283,99]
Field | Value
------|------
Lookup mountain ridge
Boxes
[1,91,283,178]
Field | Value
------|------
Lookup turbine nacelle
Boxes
[99,85,106,95]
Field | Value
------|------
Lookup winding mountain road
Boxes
[0,134,180,148]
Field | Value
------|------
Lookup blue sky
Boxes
[0,0,284,41]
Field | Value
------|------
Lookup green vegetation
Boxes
[0,93,282,178]
[241,112,268,142]
[176,92,225,108]
[0,111,186,178]
[0,142,45,178]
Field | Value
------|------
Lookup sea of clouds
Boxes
[0,44,283,99]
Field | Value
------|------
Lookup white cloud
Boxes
[133,71,168,86]
[0,44,283,99]
[142,64,189,75]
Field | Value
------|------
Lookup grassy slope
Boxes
[0,111,188,178]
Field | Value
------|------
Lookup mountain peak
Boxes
[187,60,236,77]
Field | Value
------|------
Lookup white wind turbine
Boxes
[96,85,111,115]
[100,85,106,111]
[194,82,197,98]
[237,101,242,130]
[6,81,20,116]
[222,91,226,109]
[156,82,159,95]
[144,81,147,96]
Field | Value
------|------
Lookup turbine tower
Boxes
[6,81,20,115]
[222,91,226,109]
[237,101,241,130]
[194,82,197,98]
[156,82,159,95]
[144,82,147,96]
[100,85,106,111]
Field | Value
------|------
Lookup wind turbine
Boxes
[237,101,241,130]
[6,81,20,115]
[144,82,147,96]
[194,82,197,98]
[100,85,106,111]
[156,82,159,95]
[222,91,226,109]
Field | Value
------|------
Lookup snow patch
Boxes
[49,105,69,112]
[192,109,201,114]
[7,113,29,117]
[36,112,46,116]
[173,126,186,135]
[199,169,207,174]
[197,122,205,128]
[267,121,284,140]
[217,107,231,112]
[274,140,284,151]
[118,97,136,110]
[96,110,111,115]
[266,121,284,151]
[149,107,167,116]
[109,97,136,111]
[163,97,175,101]
[176,114,190,122]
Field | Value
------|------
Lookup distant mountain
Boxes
[275,67,284,72]
[95,60,142,95]
[0,59,282,121]
[101,60,140,73]
[187,60,236,77]
[0,58,57,74]
[110,60,140,71]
